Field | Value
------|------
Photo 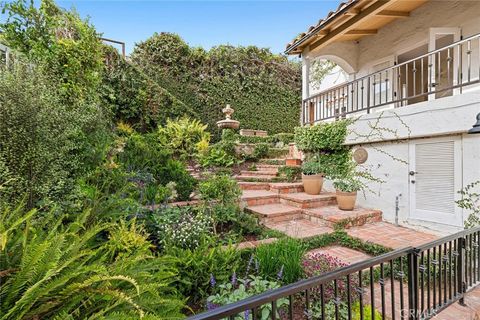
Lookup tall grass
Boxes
[255,238,306,284]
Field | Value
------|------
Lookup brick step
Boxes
[279,192,337,209]
[258,158,286,165]
[234,175,278,182]
[240,170,278,176]
[256,164,282,170]
[269,182,304,194]
[241,190,279,206]
[304,206,383,229]
[245,203,304,224]
[238,182,270,191]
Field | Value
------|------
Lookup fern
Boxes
[0,204,184,319]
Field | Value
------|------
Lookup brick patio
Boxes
[307,245,372,264]
[347,222,438,249]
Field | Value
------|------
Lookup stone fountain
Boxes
[216,104,240,129]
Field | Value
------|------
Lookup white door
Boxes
[409,137,463,227]
[428,27,461,100]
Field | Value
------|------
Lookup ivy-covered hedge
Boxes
[131,33,301,137]
[102,47,196,131]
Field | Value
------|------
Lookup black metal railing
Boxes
[302,33,480,124]
[189,226,480,320]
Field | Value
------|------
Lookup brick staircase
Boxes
[234,162,284,182]
[240,181,382,238]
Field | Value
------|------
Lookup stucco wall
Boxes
[308,0,480,80]
[324,92,480,234]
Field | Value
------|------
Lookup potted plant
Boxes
[333,177,362,211]
[301,159,324,195]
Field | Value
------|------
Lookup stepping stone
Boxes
[241,190,279,206]
[307,245,372,265]
[238,182,270,191]
[256,164,282,170]
[258,158,286,165]
[265,219,333,239]
[304,206,382,228]
[280,192,337,209]
[245,203,303,223]
[346,222,438,249]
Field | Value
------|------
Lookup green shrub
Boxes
[277,166,302,182]
[334,177,363,193]
[207,275,288,319]
[252,143,270,160]
[158,117,210,160]
[294,120,352,153]
[0,204,184,319]
[198,174,241,205]
[0,63,107,208]
[167,242,241,303]
[310,301,381,320]
[199,145,237,168]
[255,238,306,284]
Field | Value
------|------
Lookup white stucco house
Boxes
[286,0,480,234]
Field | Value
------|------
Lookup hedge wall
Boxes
[101,47,196,131]
[130,33,301,137]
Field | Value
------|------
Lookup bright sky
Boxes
[53,0,339,56]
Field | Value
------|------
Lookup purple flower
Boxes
[244,309,250,320]
[210,274,216,288]
[245,254,254,277]
[207,301,218,311]
[231,271,237,286]
[277,265,284,280]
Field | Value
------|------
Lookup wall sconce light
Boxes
[468,113,480,134]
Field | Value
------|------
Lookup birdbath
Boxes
[216,104,240,129]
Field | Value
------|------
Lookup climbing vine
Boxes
[131,33,302,137]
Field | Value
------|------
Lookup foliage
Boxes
[199,145,237,168]
[456,180,480,228]
[310,59,338,89]
[0,204,184,319]
[315,148,354,179]
[310,301,382,320]
[1,0,104,105]
[294,120,352,153]
[158,116,210,160]
[255,238,306,284]
[207,275,288,320]
[167,243,241,303]
[301,159,325,176]
[236,133,295,146]
[334,177,363,193]
[0,64,107,208]
[146,206,212,250]
[131,33,301,136]
[102,47,196,131]
[277,166,302,182]
[252,143,270,160]
[302,252,359,302]
[117,131,196,201]
[198,174,241,205]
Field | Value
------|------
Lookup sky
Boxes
[49,0,339,56]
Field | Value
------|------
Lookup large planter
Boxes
[302,174,324,195]
[336,190,357,211]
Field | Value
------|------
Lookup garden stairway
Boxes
[234,162,284,182]
[239,181,383,239]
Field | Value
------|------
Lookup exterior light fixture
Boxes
[468,113,480,134]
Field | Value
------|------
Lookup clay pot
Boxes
[336,190,357,211]
[302,174,324,195]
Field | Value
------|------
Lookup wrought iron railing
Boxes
[189,226,480,320]
[303,33,480,124]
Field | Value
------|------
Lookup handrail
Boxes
[303,33,480,124]
[189,226,480,320]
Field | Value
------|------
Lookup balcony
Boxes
[302,34,480,125]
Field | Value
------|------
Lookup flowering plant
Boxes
[302,252,359,302]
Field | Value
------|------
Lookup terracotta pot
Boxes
[302,174,324,195]
[336,190,357,211]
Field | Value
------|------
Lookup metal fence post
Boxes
[408,250,419,320]
[457,236,466,306]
